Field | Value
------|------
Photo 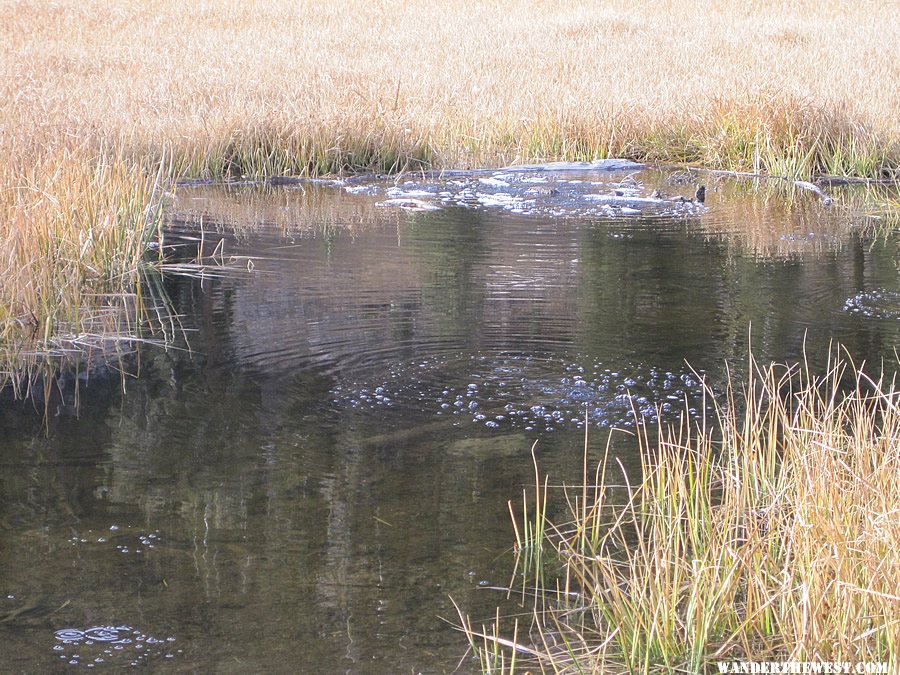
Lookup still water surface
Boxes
[1,166,898,672]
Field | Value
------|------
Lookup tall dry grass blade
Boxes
[460,351,900,671]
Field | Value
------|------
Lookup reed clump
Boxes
[0,141,163,386]
[460,354,900,672]
[2,1,899,366]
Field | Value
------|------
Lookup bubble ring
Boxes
[84,626,124,642]
[54,628,85,642]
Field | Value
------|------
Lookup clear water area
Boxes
[1,166,898,672]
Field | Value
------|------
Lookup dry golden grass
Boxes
[1,1,899,361]
[4,0,898,174]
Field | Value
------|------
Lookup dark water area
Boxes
[1,165,898,672]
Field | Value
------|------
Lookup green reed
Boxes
[459,351,900,673]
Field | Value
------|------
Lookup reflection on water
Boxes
[1,166,898,671]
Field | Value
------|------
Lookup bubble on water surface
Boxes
[83,627,123,642]
[55,628,85,642]
[843,289,900,320]
[330,352,711,432]
[53,624,178,667]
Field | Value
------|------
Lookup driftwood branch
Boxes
[792,180,833,205]
[679,166,837,205]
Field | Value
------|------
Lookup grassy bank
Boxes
[2,1,899,364]
[459,354,899,672]
[5,1,897,178]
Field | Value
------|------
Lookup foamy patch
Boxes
[377,198,441,211]
[601,205,642,215]
[584,194,642,203]
[476,192,526,208]
[611,187,642,197]
[479,177,511,188]
[386,187,434,198]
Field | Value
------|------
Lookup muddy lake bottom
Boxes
[1,165,898,672]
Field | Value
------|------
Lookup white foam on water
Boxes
[386,187,434,198]
[377,198,441,211]
[478,177,511,187]
[476,192,525,208]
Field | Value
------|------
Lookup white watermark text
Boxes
[715,662,890,674]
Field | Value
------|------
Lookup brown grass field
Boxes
[4,1,898,174]
[1,0,898,354]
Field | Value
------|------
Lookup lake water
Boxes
[1,164,898,672]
